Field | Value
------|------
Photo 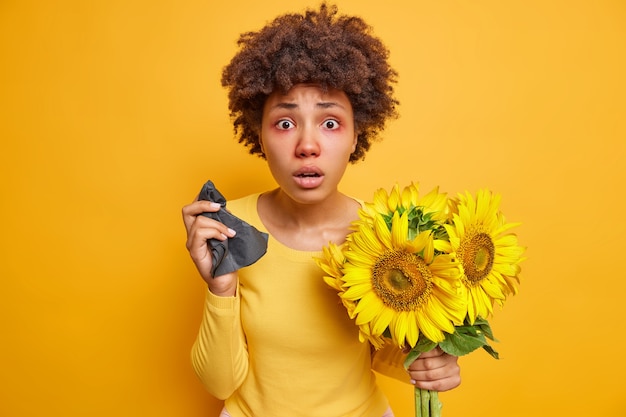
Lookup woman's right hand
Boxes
[182,199,238,296]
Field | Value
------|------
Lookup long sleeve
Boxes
[189,193,391,416]
[190,288,249,400]
[371,342,412,384]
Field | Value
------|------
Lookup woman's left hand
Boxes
[405,347,461,392]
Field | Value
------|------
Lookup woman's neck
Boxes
[257,188,360,250]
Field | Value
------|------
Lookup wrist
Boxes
[208,285,237,297]
[206,272,238,297]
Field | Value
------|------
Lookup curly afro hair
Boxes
[221,2,399,162]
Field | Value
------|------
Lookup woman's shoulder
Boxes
[226,192,264,230]
[228,192,260,207]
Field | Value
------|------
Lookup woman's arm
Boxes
[190,286,249,399]
[184,198,248,398]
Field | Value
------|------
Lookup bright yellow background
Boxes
[1,0,624,416]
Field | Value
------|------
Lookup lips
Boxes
[293,166,324,188]
[293,166,323,177]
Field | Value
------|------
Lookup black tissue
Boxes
[197,180,268,278]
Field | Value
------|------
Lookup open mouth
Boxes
[293,167,324,188]
[293,166,323,178]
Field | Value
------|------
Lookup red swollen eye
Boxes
[323,119,339,130]
[276,120,294,130]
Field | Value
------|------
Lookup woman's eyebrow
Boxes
[316,101,345,109]
[269,101,346,111]
[270,102,298,110]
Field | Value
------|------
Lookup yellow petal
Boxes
[391,210,409,248]
[388,184,400,212]
[373,214,392,249]
[417,313,445,343]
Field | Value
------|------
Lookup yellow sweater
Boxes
[191,194,409,417]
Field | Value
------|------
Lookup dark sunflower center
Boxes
[460,232,495,285]
[372,250,432,311]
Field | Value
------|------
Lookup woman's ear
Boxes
[259,135,265,155]
[351,133,358,153]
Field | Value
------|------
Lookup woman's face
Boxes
[260,83,357,205]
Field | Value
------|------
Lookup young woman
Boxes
[182,4,461,416]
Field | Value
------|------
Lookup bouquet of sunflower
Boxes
[316,183,525,417]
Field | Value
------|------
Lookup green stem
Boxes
[421,388,430,416]
[414,386,421,417]
[430,390,443,417]
[415,388,443,417]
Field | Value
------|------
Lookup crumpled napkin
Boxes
[197,180,268,278]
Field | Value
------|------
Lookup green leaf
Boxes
[473,316,499,342]
[382,327,392,340]
[439,327,488,356]
[403,335,437,369]
[482,344,500,359]
[415,334,438,353]
[404,349,421,370]
[438,320,502,359]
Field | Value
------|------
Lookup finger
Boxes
[183,201,235,237]
[408,350,455,371]
[412,372,461,392]
[182,200,221,219]
[418,346,444,358]
[192,215,236,238]
[186,227,225,276]
[182,200,223,229]
[408,353,461,391]
[186,219,236,251]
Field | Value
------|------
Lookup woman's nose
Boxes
[295,126,320,157]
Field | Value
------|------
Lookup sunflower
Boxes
[318,243,346,293]
[316,243,388,349]
[339,209,465,348]
[361,183,449,231]
[444,190,525,324]
[318,184,525,417]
